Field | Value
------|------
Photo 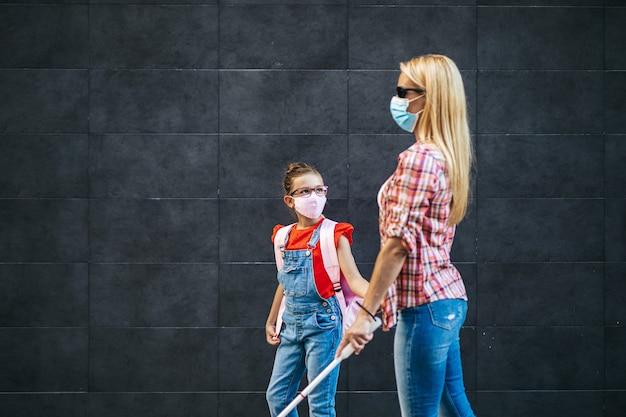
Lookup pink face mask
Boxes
[293,193,326,219]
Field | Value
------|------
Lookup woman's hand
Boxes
[335,314,375,357]
[266,323,281,346]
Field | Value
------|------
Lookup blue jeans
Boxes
[394,299,475,417]
[266,297,342,417]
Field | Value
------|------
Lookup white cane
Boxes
[276,317,382,417]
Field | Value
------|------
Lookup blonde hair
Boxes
[400,55,473,225]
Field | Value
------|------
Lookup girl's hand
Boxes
[335,315,375,357]
[266,324,281,346]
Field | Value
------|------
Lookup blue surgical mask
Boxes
[390,95,424,133]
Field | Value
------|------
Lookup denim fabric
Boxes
[267,224,342,417]
[394,299,475,417]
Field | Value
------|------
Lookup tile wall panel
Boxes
[89,199,218,262]
[0,263,88,327]
[606,135,626,198]
[0,199,89,263]
[477,198,604,262]
[89,263,219,327]
[90,5,218,69]
[0,70,88,133]
[606,71,626,134]
[348,6,476,69]
[89,328,218,392]
[477,6,603,69]
[477,70,604,134]
[606,326,626,389]
[605,392,626,417]
[0,135,88,198]
[606,7,626,69]
[346,392,401,417]
[218,328,276,392]
[219,70,347,134]
[477,263,604,326]
[606,263,626,327]
[477,326,604,390]
[475,391,604,417]
[220,5,347,69]
[89,134,218,198]
[0,394,88,417]
[606,198,626,262]
[218,263,277,327]
[89,70,218,133]
[476,135,604,198]
[89,393,216,417]
[0,5,88,68]
[0,328,88,391]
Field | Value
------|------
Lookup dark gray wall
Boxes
[0,1,624,416]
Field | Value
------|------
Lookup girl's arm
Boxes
[337,237,408,356]
[265,284,284,346]
[336,234,369,298]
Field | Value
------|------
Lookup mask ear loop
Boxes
[407,94,425,103]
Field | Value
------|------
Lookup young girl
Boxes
[265,162,370,417]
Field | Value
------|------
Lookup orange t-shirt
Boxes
[272,218,354,299]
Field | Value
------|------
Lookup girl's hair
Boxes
[282,162,321,195]
[400,54,473,225]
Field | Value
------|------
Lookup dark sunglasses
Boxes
[396,86,425,98]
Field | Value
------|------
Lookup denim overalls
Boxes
[266,224,342,417]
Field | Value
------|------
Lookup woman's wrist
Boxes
[356,301,377,321]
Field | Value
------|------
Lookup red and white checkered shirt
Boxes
[378,142,468,311]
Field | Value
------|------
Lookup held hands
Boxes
[265,323,281,346]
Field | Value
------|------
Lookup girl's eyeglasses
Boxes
[290,186,328,198]
[396,86,425,98]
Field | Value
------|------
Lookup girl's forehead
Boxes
[292,172,323,187]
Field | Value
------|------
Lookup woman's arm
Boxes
[336,234,369,297]
[265,284,284,346]
[336,237,408,355]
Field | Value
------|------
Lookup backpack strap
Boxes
[319,219,340,285]
[273,224,294,335]
[320,219,357,330]
[273,224,294,271]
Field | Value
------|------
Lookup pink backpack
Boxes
[273,218,362,334]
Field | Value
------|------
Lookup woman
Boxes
[336,55,476,417]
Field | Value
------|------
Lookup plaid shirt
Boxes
[378,142,467,311]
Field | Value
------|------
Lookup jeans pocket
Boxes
[314,310,339,330]
[428,300,465,331]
